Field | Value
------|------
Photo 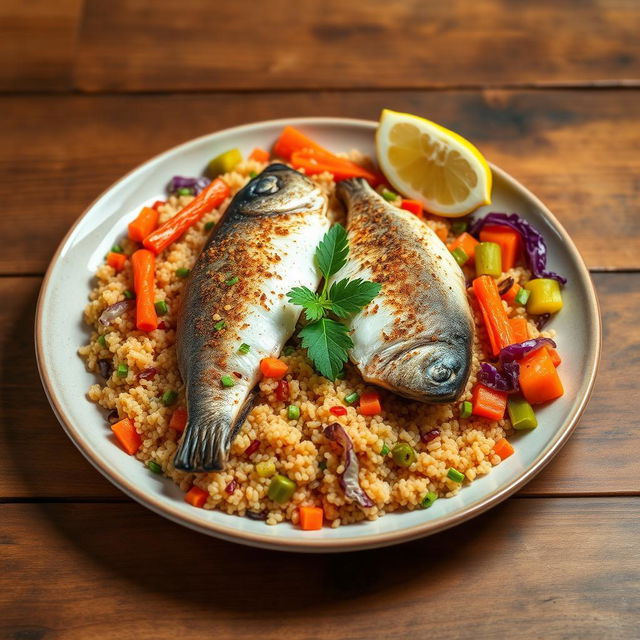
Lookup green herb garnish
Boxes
[286,224,381,381]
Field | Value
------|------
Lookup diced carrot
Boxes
[400,199,423,217]
[518,347,564,404]
[501,282,521,305]
[260,357,289,379]
[299,506,324,530]
[473,275,515,356]
[131,249,158,332]
[185,486,208,508]
[493,437,514,460]
[151,200,165,211]
[169,407,187,433]
[249,147,270,163]
[107,251,127,271]
[111,418,141,455]
[546,347,562,367]
[272,126,328,161]
[290,148,377,183]
[472,383,508,421]
[128,206,159,242]
[359,391,382,416]
[435,226,448,242]
[143,178,230,254]
[509,316,530,344]
[448,232,479,261]
[479,225,521,271]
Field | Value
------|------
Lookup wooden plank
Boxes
[0,0,83,92]
[73,0,640,91]
[1,89,639,274]
[0,498,637,638]
[1,273,637,499]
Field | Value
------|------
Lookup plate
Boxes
[35,117,601,552]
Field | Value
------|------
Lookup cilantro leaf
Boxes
[287,286,329,322]
[328,278,382,318]
[299,318,353,380]
[315,224,349,279]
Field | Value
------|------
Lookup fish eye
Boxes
[251,175,280,196]
[427,363,453,383]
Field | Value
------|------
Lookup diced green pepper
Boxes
[447,467,465,483]
[256,460,276,478]
[214,320,225,331]
[525,278,563,315]
[175,267,191,278]
[507,395,538,430]
[176,187,194,196]
[451,220,468,236]
[420,491,438,508]
[207,148,243,177]
[123,289,135,300]
[204,221,215,232]
[344,392,359,405]
[380,443,390,456]
[475,242,502,277]
[381,188,399,202]
[147,461,162,474]
[248,170,258,178]
[116,363,128,378]
[111,244,124,254]
[267,474,296,503]
[287,405,300,420]
[154,300,168,315]
[97,334,107,348]
[451,246,469,267]
[162,390,178,406]
[459,400,472,419]
[220,375,235,388]
[225,276,239,286]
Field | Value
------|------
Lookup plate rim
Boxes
[35,116,602,552]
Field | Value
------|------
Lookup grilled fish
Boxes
[332,178,474,403]
[174,164,329,472]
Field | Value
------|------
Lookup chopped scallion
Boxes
[225,276,239,286]
[204,221,215,232]
[147,461,162,474]
[238,343,251,354]
[116,363,128,378]
[380,443,390,456]
[248,170,258,178]
[111,244,124,254]
[162,390,178,406]
[97,334,107,348]
[515,287,530,306]
[220,374,235,388]
[175,267,191,278]
[287,405,300,420]
[451,246,469,267]
[154,300,168,315]
[177,187,194,196]
[451,220,468,236]
[420,491,438,508]
[123,289,135,300]
[459,400,472,419]
[214,320,226,331]
[381,188,399,202]
[447,467,465,483]
[344,392,359,405]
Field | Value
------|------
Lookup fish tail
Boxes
[335,177,370,204]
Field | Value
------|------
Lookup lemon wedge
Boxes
[376,109,492,217]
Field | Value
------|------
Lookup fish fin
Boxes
[173,390,257,473]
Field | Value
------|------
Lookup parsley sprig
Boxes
[287,224,381,380]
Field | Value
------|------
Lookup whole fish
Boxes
[332,178,474,403]
[174,164,329,472]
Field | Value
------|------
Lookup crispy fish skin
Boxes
[333,178,474,403]
[174,164,329,472]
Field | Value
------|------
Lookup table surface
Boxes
[1,1,639,638]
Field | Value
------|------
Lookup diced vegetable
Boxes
[451,220,468,235]
[248,147,270,163]
[143,178,230,254]
[267,474,296,503]
[169,407,187,433]
[112,244,125,254]
[237,343,251,354]
[151,200,164,211]
[107,251,127,271]
[493,437,514,460]
[514,287,530,306]
[421,492,438,508]
[359,391,381,416]
[290,148,377,183]
[147,460,162,474]
[475,241,502,277]
[421,429,440,443]
[272,126,329,161]
[509,316,530,344]
[391,443,417,467]
[225,479,238,494]
[479,225,521,271]
[435,227,448,243]
[168,176,210,196]
[214,320,225,331]
[518,347,564,404]
[447,232,479,261]
[447,468,465,483]
[207,148,242,177]
[128,206,159,242]
[400,199,423,217]
[111,418,140,455]
[260,357,288,379]
[380,443,390,456]
[225,275,239,286]
[471,383,508,420]
[204,221,215,231]
[275,380,290,402]
[244,440,260,456]
[185,486,208,508]
[248,170,257,178]
[162,390,178,406]
[546,347,562,367]
[99,299,135,326]
[501,282,520,305]
[525,278,563,315]
[175,267,191,278]
[154,300,168,315]
[459,401,472,418]
[318,461,327,470]
[256,460,276,478]
[220,374,236,388]
[507,396,538,430]
[451,246,469,267]
[285,404,300,421]
[381,188,399,202]
[299,506,323,530]
[177,188,194,196]
[472,275,514,356]
[330,405,347,416]
[116,363,128,378]
[123,289,135,300]
[97,334,107,348]
[344,392,359,405]
[131,249,158,332]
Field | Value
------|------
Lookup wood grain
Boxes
[73,0,640,92]
[1,498,638,639]
[0,0,83,92]
[1,89,639,275]
[1,273,637,498]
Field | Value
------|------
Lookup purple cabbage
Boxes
[99,299,135,326]
[167,175,210,195]
[468,213,566,284]
[478,338,557,393]
[323,423,374,509]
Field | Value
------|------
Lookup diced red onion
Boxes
[225,479,238,494]
[498,277,514,296]
[421,429,440,443]
[99,299,135,326]
[106,409,120,424]
[275,380,289,402]
[246,510,267,520]
[98,358,113,379]
[324,422,374,509]
[137,367,157,381]
[244,440,260,456]
[168,175,210,195]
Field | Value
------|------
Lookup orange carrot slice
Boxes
[111,418,141,455]
[299,506,324,530]
[131,249,158,332]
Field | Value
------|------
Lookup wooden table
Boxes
[1,1,638,637]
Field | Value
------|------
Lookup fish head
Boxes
[373,338,471,403]
[233,163,326,217]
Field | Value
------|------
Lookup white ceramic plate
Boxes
[36,118,601,552]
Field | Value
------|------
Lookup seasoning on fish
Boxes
[331,178,474,403]
[174,164,330,472]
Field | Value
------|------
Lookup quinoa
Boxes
[78,156,551,528]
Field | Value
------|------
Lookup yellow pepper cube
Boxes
[524,278,563,315]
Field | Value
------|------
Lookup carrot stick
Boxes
[546,347,562,367]
[131,249,158,332]
[143,178,230,254]
[273,126,328,161]
[448,232,479,261]
[471,384,508,420]
[111,418,141,455]
[299,506,324,530]
[249,147,270,163]
[473,275,515,356]
[260,357,289,379]
[518,347,564,404]
[479,225,521,271]
[128,206,159,242]
[501,282,520,305]
[359,391,382,416]
[185,486,208,508]
[290,148,377,183]
[493,437,514,460]
[509,316,529,344]
[169,407,188,433]
[106,251,127,271]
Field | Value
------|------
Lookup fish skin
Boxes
[332,178,474,403]
[174,164,329,472]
